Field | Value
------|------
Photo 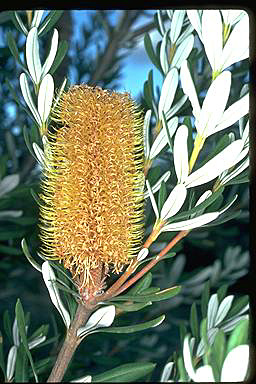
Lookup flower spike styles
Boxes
[39,85,144,300]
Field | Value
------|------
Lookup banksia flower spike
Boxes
[39,85,144,301]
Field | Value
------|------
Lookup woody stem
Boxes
[47,303,94,382]
[112,230,189,297]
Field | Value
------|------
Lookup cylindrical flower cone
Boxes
[39,85,144,300]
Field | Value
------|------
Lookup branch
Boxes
[47,303,94,382]
[88,10,142,85]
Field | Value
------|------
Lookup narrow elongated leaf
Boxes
[128,272,152,295]
[207,294,219,329]
[225,296,249,320]
[49,40,69,75]
[113,301,152,312]
[93,362,156,382]
[160,31,170,74]
[201,281,210,318]
[26,27,42,85]
[173,125,189,183]
[31,10,44,28]
[112,286,181,303]
[0,174,19,197]
[143,110,151,158]
[38,10,63,36]
[12,318,19,346]
[202,10,222,72]
[180,60,201,121]
[226,318,248,355]
[190,303,199,340]
[38,74,54,123]
[197,71,231,137]
[166,94,188,120]
[149,128,168,160]
[158,67,178,116]
[214,93,249,134]
[171,10,186,43]
[221,15,249,70]
[211,330,226,378]
[7,31,25,67]
[162,211,219,232]
[172,34,194,69]
[215,295,234,326]
[144,32,162,72]
[145,180,159,219]
[12,12,28,35]
[15,344,28,382]
[96,314,165,335]
[15,300,38,382]
[144,171,171,199]
[185,140,243,188]
[32,142,45,165]
[41,29,59,78]
[158,180,167,212]
[20,73,42,125]
[77,306,115,337]
[42,262,71,329]
[160,184,187,220]
[6,346,17,381]
[21,238,42,272]
[3,311,12,343]
[160,362,174,382]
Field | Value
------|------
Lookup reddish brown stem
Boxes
[47,303,94,382]
[112,230,189,297]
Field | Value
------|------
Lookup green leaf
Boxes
[15,299,38,382]
[3,310,12,343]
[204,209,241,227]
[21,238,42,272]
[217,284,229,303]
[190,302,199,340]
[200,318,208,349]
[226,318,249,356]
[158,180,167,212]
[15,344,28,382]
[38,11,64,36]
[201,281,210,318]
[22,125,36,158]
[177,356,188,381]
[113,301,152,312]
[144,32,162,72]
[49,40,68,75]
[167,187,224,223]
[7,31,25,68]
[128,272,152,295]
[53,280,80,299]
[93,362,156,382]
[0,331,6,378]
[210,330,226,381]
[225,295,249,320]
[11,12,28,35]
[96,314,165,335]
[138,251,176,266]
[112,286,181,303]
[28,324,49,342]
[179,323,187,346]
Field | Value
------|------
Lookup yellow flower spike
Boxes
[39,85,145,298]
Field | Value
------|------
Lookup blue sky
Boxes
[71,10,163,100]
